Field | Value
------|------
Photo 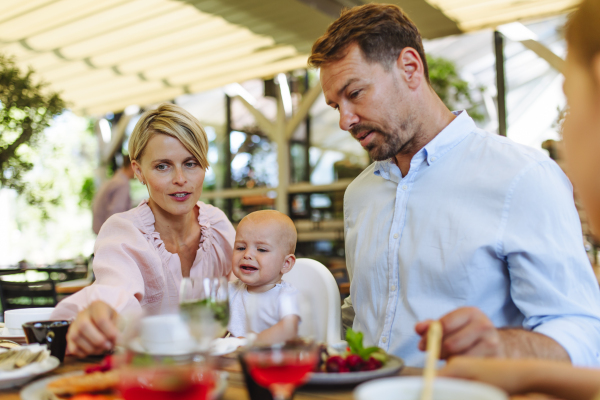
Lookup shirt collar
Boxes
[374,110,476,179]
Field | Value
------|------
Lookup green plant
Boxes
[427,55,484,121]
[0,54,66,214]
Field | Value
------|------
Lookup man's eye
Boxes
[350,90,361,99]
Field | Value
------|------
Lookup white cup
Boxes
[354,376,508,400]
[4,308,55,336]
[139,314,194,355]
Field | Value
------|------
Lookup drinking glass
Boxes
[179,276,230,351]
[241,291,319,400]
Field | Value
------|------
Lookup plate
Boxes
[307,355,404,386]
[128,337,246,357]
[0,327,27,344]
[0,355,59,389]
[20,370,230,400]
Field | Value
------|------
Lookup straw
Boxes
[420,320,442,400]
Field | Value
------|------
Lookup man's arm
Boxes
[415,307,570,361]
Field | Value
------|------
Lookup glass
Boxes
[120,363,215,400]
[240,291,318,400]
[179,277,230,351]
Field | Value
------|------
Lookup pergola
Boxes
[0,0,577,215]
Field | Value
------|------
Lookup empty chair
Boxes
[0,280,57,312]
[283,258,341,344]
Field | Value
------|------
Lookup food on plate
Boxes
[0,345,49,371]
[316,328,388,373]
[47,370,120,397]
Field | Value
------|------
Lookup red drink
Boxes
[245,352,318,388]
[119,366,214,400]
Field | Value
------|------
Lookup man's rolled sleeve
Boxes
[534,316,600,365]
[501,159,600,366]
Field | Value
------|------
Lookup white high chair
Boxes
[282,258,342,344]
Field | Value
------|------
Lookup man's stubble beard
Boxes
[354,114,421,161]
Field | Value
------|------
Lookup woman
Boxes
[440,1,600,399]
[52,104,235,357]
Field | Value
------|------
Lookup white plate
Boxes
[307,355,404,385]
[20,370,229,400]
[129,337,246,357]
[0,327,27,341]
[0,355,59,389]
[354,376,508,400]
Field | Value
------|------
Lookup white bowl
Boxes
[4,308,55,335]
[140,314,194,354]
[354,376,508,400]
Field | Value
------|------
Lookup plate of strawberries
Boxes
[308,329,404,385]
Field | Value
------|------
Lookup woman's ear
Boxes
[131,160,145,185]
[281,254,296,274]
[593,54,600,95]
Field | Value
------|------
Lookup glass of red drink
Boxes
[242,342,319,400]
[119,364,215,400]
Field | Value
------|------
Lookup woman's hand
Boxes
[67,301,120,358]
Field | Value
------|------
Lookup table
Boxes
[0,356,423,400]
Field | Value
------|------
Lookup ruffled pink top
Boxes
[51,200,235,320]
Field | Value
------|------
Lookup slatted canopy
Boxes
[0,0,579,116]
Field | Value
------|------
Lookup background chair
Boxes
[0,280,57,313]
[55,255,95,299]
[283,258,341,344]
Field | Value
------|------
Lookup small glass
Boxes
[179,277,230,351]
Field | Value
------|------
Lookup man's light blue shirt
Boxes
[344,111,600,367]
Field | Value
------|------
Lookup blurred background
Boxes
[0,0,594,306]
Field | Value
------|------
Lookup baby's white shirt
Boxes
[228,279,300,337]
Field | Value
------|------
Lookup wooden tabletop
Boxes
[0,355,422,400]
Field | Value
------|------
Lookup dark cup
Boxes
[22,320,70,362]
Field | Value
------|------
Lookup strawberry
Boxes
[326,355,349,373]
[345,354,364,372]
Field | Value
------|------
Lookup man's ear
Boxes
[396,47,425,90]
[281,254,296,274]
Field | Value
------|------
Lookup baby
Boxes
[228,210,300,344]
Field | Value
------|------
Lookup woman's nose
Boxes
[173,167,186,185]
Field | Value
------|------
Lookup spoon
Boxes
[420,320,442,400]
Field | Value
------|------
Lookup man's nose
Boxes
[339,106,359,131]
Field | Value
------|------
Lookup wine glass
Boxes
[241,291,319,400]
[179,276,230,352]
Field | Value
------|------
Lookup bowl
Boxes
[4,308,55,335]
[354,376,508,400]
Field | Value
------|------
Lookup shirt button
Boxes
[401,185,408,191]
[430,156,437,162]
[382,337,387,344]
[391,285,396,291]
[393,233,399,239]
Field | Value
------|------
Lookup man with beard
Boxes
[309,3,600,367]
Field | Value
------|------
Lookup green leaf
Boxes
[346,328,364,355]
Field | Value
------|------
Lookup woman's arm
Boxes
[440,357,600,400]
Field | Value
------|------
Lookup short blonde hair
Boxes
[128,103,209,169]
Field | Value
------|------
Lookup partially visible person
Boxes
[92,156,134,234]
[51,104,235,357]
[228,210,300,344]
[440,0,600,399]
[309,3,600,367]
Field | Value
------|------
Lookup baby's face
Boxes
[232,219,289,288]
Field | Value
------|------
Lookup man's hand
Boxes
[415,307,503,359]
[67,301,120,358]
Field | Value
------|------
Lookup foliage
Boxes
[427,55,484,121]
[0,54,66,216]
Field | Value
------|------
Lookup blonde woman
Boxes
[52,104,235,357]
[440,1,600,399]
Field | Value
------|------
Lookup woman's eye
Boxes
[156,164,168,171]
[185,162,197,168]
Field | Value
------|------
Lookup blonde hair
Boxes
[128,103,209,169]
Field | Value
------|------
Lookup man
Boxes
[309,4,600,367]
[92,156,134,234]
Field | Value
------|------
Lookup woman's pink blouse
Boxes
[51,200,235,320]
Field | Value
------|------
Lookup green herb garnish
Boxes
[346,328,385,361]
